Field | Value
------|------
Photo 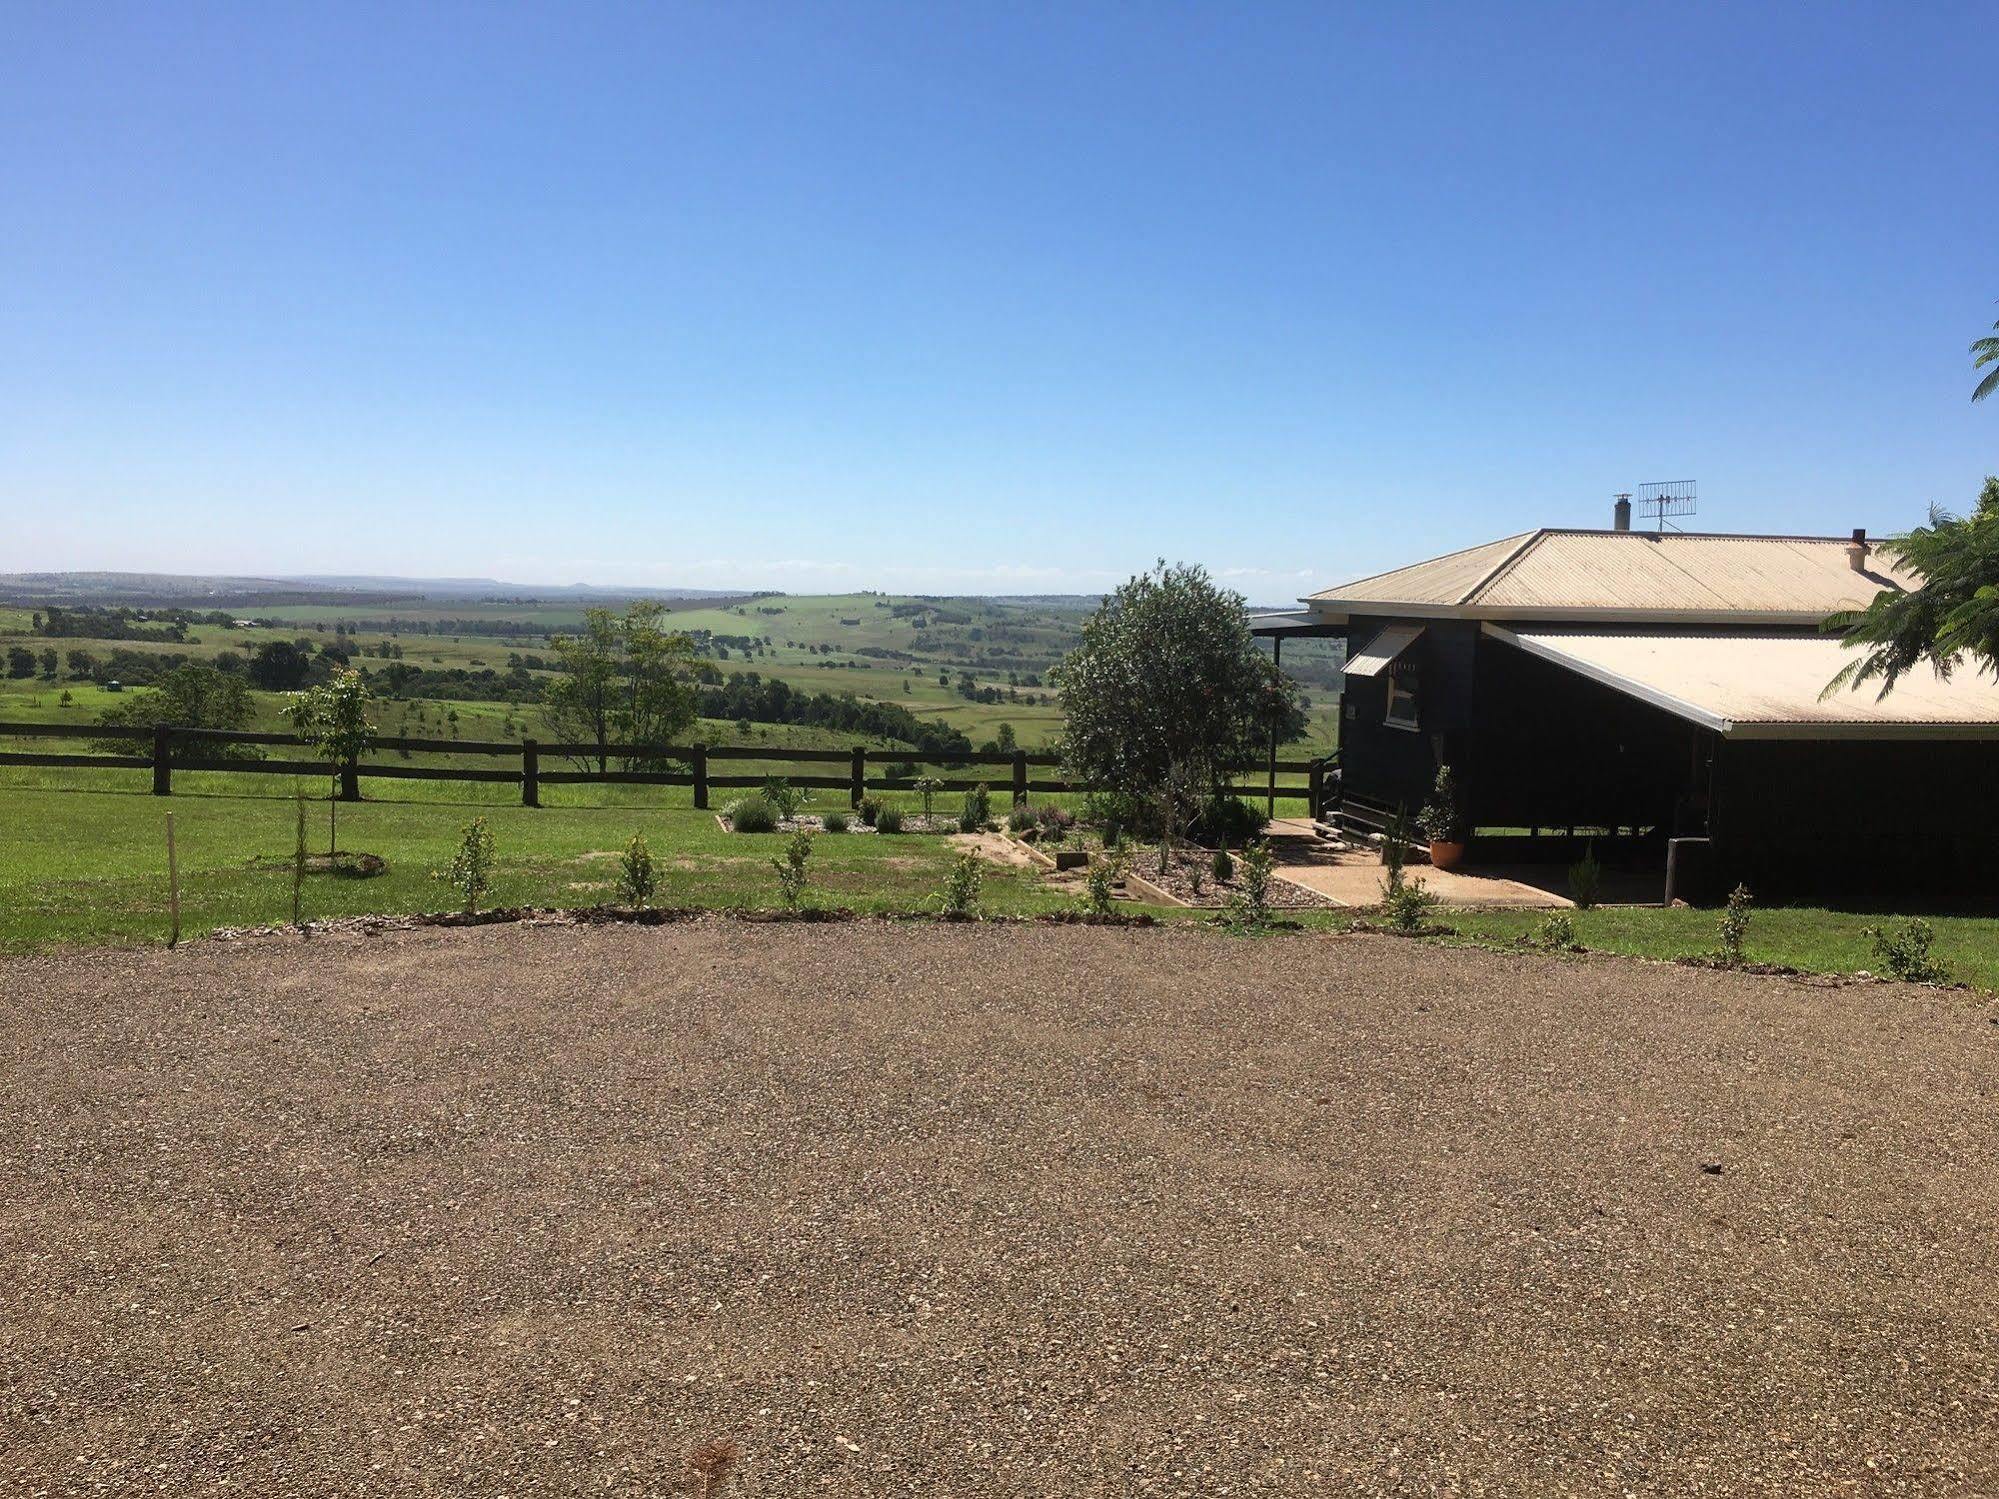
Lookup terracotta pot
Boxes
[1429,839,1466,871]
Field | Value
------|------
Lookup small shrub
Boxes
[1716,883,1753,965]
[1036,803,1076,833]
[1222,840,1275,930]
[761,777,803,820]
[1194,794,1265,848]
[858,794,882,827]
[1084,852,1122,916]
[937,849,983,917]
[1187,861,1206,897]
[1537,910,1578,951]
[1382,870,1441,933]
[959,782,991,833]
[821,809,849,834]
[1211,845,1234,884]
[617,831,657,906]
[875,804,904,834]
[439,816,495,913]
[1006,804,1035,833]
[1865,918,1953,984]
[1419,765,1466,845]
[771,830,812,908]
[913,776,944,817]
[728,795,779,833]
[1568,843,1602,910]
[1380,805,1412,875]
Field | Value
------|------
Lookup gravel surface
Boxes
[4,922,1997,1496]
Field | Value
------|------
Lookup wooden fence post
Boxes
[692,743,708,810]
[850,746,866,809]
[339,753,360,802]
[521,738,539,808]
[1011,749,1027,807]
[152,724,172,796]
[1307,758,1323,821]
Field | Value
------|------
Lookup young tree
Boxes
[542,602,701,772]
[286,668,375,856]
[1054,561,1306,840]
[1826,477,1999,697]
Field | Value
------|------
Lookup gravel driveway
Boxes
[4,921,1997,1496]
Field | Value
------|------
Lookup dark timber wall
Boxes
[1714,739,1999,899]
[1469,638,1713,837]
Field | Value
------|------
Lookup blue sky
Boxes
[4,3,1995,599]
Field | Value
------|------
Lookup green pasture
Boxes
[0,772,1086,953]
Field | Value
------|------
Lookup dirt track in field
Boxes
[4,920,1998,1496]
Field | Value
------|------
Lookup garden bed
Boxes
[1118,847,1340,909]
[717,811,965,835]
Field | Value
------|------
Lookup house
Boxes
[1256,504,1999,901]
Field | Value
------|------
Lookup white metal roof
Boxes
[1343,622,1424,677]
[1486,625,1999,739]
[1307,530,1916,623]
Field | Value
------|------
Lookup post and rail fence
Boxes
[0,721,1337,819]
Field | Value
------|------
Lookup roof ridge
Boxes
[1311,530,1536,599]
[1460,530,1547,606]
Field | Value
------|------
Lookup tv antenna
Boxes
[1636,479,1697,532]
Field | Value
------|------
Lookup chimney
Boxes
[1612,494,1632,532]
[1847,527,1868,572]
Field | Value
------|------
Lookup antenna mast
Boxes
[1635,479,1697,532]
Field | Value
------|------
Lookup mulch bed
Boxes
[718,811,965,835]
[1121,847,1340,909]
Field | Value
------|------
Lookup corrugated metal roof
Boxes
[1307,533,1535,606]
[1309,530,1916,621]
[1487,625,1999,738]
[1343,622,1424,677]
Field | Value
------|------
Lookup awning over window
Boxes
[1343,622,1424,678]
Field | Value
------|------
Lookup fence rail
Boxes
[0,722,1336,817]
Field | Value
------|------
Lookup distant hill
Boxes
[281,575,766,602]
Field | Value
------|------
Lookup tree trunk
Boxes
[328,776,339,855]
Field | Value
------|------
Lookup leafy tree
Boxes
[542,602,701,772]
[1054,561,1306,842]
[1974,315,1999,403]
[6,646,34,679]
[37,648,57,679]
[64,649,98,680]
[1825,477,1999,696]
[94,663,256,757]
[286,668,375,855]
[248,639,313,690]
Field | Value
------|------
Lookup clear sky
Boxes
[4,3,1995,599]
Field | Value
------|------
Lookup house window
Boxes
[1384,664,1420,730]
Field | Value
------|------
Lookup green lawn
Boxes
[0,773,1086,953]
[1450,905,1999,992]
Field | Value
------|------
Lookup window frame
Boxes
[1383,663,1421,731]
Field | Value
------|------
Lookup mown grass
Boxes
[11,767,1986,990]
[0,773,1089,953]
[1448,905,1999,992]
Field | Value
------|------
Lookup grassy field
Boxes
[2,771,1992,989]
[0,588,1344,755]
[0,775,1087,952]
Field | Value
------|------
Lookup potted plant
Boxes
[1419,765,1467,871]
